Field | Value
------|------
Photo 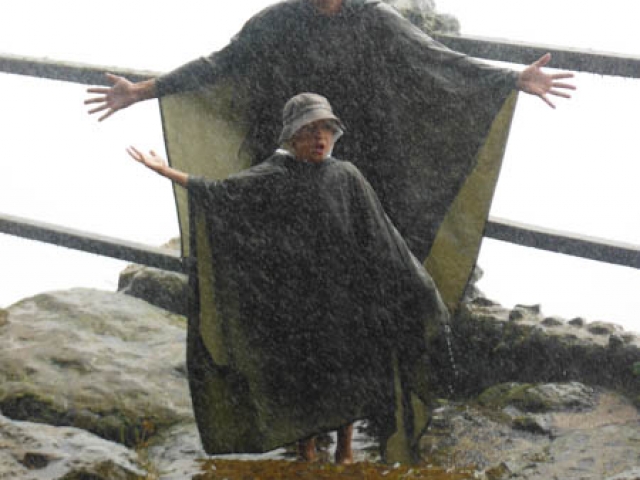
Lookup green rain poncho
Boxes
[157,0,519,462]
[185,152,450,461]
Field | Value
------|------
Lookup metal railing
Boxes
[1,34,639,272]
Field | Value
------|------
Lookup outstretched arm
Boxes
[85,74,157,121]
[516,53,576,109]
[126,146,189,187]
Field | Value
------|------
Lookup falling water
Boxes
[443,323,459,397]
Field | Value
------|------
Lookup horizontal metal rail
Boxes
[0,212,184,273]
[0,52,155,85]
[1,35,639,271]
[2,210,639,272]
[485,217,640,269]
[1,34,639,87]
[434,33,640,79]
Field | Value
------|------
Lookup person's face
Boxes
[308,0,344,16]
[290,120,339,163]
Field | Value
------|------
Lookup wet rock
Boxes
[587,320,622,335]
[478,382,595,413]
[2,280,639,477]
[117,237,189,316]
[512,414,551,435]
[609,333,626,349]
[515,304,542,315]
[509,304,542,323]
[0,414,148,479]
[451,302,640,406]
[541,316,564,327]
[118,264,189,316]
[607,468,640,480]
[470,296,500,307]
[145,424,211,480]
[568,317,587,327]
[420,386,640,480]
[0,289,192,448]
[525,382,597,411]
[384,0,460,34]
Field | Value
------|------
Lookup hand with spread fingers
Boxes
[126,146,188,186]
[85,74,156,121]
[517,53,576,108]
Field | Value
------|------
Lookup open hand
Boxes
[126,146,167,173]
[85,73,138,121]
[517,53,576,108]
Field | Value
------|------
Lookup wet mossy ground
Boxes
[194,460,476,479]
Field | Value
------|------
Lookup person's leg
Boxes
[297,436,317,462]
[335,423,354,464]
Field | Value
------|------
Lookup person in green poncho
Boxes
[127,92,451,463]
[85,0,574,262]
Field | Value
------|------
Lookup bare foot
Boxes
[335,424,354,464]
[297,436,317,462]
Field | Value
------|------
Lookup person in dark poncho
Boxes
[86,0,574,263]
[127,92,451,463]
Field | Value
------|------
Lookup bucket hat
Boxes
[278,93,345,143]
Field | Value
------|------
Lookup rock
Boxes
[420,386,640,480]
[524,382,597,411]
[542,316,564,327]
[610,333,626,349]
[0,414,148,479]
[508,304,542,322]
[568,317,587,327]
[477,382,595,413]
[0,308,7,327]
[512,414,551,435]
[0,289,192,448]
[451,302,640,406]
[470,296,500,308]
[2,276,640,478]
[117,237,189,316]
[607,468,640,480]
[118,264,189,316]
[588,321,622,335]
[384,0,460,34]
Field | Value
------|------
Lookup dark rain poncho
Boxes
[157,0,519,461]
[186,153,449,460]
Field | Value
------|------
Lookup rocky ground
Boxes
[0,276,638,479]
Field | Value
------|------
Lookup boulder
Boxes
[0,414,147,480]
[450,300,640,407]
[421,383,640,480]
[117,238,189,316]
[118,264,189,316]
[0,289,192,448]
[1,286,639,478]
